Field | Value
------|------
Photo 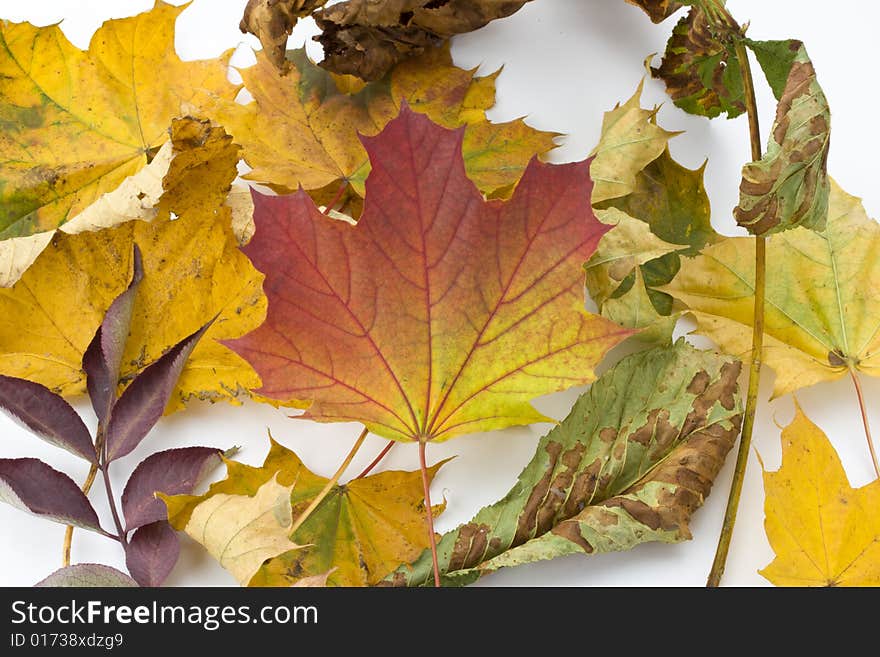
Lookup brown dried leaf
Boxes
[314,0,533,80]
[239,0,327,72]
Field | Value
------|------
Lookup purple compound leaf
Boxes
[104,319,215,463]
[0,376,96,463]
[122,447,223,531]
[83,245,144,425]
[125,521,180,587]
[0,459,109,535]
[36,564,138,587]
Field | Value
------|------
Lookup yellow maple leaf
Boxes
[590,81,680,205]
[760,404,880,587]
[215,44,558,215]
[663,180,880,397]
[0,1,236,243]
[164,437,446,587]
[0,118,265,412]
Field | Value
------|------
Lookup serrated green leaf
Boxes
[387,341,743,586]
[746,39,800,101]
[598,146,717,262]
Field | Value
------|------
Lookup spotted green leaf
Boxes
[653,5,745,119]
[735,41,830,235]
[387,341,743,586]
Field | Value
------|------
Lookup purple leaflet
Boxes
[125,521,180,587]
[122,447,222,531]
[83,245,144,425]
[104,319,214,463]
[0,376,96,463]
[36,564,139,587]
[0,459,107,534]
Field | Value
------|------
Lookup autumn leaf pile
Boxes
[0,0,876,589]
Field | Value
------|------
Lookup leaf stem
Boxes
[101,463,127,547]
[707,37,765,588]
[61,463,99,566]
[62,426,107,565]
[418,439,441,587]
[289,427,369,535]
[849,369,879,478]
[322,182,348,216]
[354,441,395,479]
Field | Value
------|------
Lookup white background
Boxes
[0,0,877,587]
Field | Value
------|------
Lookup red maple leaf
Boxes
[228,106,630,443]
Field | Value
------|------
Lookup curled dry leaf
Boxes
[313,0,533,81]
[166,475,300,586]
[761,404,880,586]
[217,44,557,217]
[164,438,446,587]
[0,1,236,276]
[226,107,629,442]
[387,341,743,586]
[664,181,880,398]
[0,119,265,412]
[239,0,325,72]
[735,41,830,235]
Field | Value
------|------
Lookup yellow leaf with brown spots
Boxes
[164,437,446,587]
[0,1,236,242]
[760,404,880,587]
[0,118,265,412]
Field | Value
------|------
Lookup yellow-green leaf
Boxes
[164,437,446,587]
[603,267,678,343]
[0,1,236,240]
[0,119,265,412]
[590,81,679,205]
[663,181,880,398]
[585,208,681,308]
